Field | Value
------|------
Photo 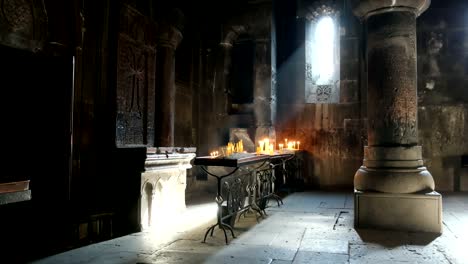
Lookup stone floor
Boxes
[31,192,468,264]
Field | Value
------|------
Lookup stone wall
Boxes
[275,0,365,189]
[417,0,468,191]
[274,0,468,191]
[183,1,274,196]
[113,0,468,196]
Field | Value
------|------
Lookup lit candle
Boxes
[279,143,283,150]
[297,141,300,150]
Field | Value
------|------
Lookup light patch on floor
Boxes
[31,191,468,264]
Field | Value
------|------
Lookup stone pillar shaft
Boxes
[367,11,418,146]
[218,43,233,114]
[155,46,175,147]
[154,26,182,147]
[253,39,275,143]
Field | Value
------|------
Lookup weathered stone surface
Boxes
[367,11,418,146]
[418,104,468,191]
[339,80,359,103]
[140,153,195,230]
[354,166,434,193]
[299,238,349,254]
[0,190,31,205]
[354,191,442,233]
[116,6,156,147]
[174,82,193,146]
[340,61,359,80]
[154,19,183,147]
[30,192,468,264]
[340,38,359,62]
[293,251,348,264]
[351,0,430,19]
[0,0,47,51]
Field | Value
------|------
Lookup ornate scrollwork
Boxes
[224,177,245,215]
[0,0,47,51]
[306,63,313,81]
[2,0,33,31]
[255,168,275,210]
[304,0,340,21]
[284,155,303,188]
[316,84,333,101]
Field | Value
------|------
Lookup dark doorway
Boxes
[230,35,255,104]
[0,44,73,203]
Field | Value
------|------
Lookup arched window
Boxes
[305,11,340,103]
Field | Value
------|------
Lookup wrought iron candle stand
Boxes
[194,153,296,244]
[195,155,269,244]
[264,153,296,206]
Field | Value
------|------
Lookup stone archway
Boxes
[216,19,276,146]
[142,181,154,229]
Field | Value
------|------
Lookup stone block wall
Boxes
[274,0,468,191]
[417,1,468,191]
[275,0,365,189]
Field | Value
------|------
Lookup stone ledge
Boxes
[351,0,430,18]
[354,190,442,233]
[0,190,31,205]
[140,152,195,230]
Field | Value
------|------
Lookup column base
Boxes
[354,190,442,234]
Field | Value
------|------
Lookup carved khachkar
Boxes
[0,0,47,51]
[116,5,156,147]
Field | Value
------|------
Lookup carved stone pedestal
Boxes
[139,152,195,230]
[355,191,442,233]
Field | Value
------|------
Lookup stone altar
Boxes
[139,150,195,230]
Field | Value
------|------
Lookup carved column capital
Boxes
[219,42,233,49]
[351,0,430,19]
[303,0,340,21]
[221,25,247,47]
[157,24,183,50]
[0,0,47,51]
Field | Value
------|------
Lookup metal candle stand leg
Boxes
[269,163,284,206]
[202,197,236,244]
[202,173,237,245]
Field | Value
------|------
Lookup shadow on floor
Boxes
[355,228,441,247]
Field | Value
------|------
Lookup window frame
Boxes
[305,11,340,104]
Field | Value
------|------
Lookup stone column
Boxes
[154,24,182,147]
[254,38,276,144]
[218,42,233,114]
[352,0,442,233]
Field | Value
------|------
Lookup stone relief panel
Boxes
[0,0,47,51]
[116,5,155,147]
